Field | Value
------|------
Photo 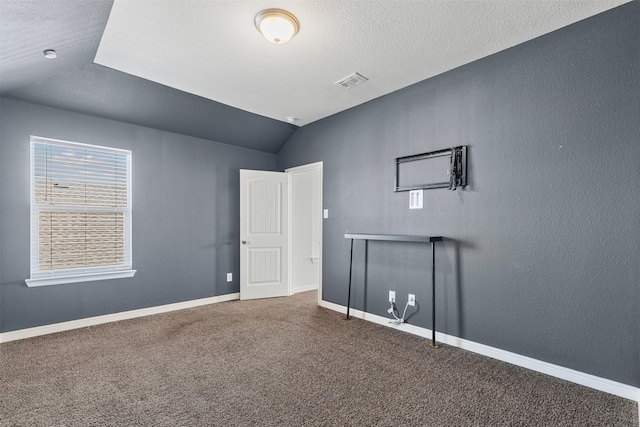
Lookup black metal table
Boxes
[345,233,444,348]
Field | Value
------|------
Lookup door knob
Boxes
[242,240,250,245]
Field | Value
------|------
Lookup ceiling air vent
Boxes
[334,72,368,89]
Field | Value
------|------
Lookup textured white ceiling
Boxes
[95,0,629,126]
[0,0,112,94]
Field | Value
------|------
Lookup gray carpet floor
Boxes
[1,290,637,426]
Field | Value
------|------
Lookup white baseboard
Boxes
[319,299,640,411]
[293,284,319,294]
[0,293,240,344]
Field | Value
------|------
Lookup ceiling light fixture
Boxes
[255,9,299,44]
[43,49,57,59]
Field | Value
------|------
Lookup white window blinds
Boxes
[27,136,134,287]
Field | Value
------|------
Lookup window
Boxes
[26,136,135,287]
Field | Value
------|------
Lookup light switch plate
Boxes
[323,209,329,219]
[226,273,232,282]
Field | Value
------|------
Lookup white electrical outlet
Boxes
[408,294,416,306]
[226,273,232,282]
[389,290,396,303]
[409,190,423,209]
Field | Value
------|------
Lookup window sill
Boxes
[25,270,136,287]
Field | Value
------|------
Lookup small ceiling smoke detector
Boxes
[43,49,57,59]
[286,116,298,123]
[334,72,368,89]
[255,9,299,44]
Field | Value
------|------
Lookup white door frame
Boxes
[285,161,323,305]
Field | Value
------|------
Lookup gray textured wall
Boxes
[0,98,276,332]
[278,3,640,387]
[0,106,2,330]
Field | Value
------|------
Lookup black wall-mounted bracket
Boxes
[394,146,467,191]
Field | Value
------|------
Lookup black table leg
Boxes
[429,240,439,348]
[346,238,354,319]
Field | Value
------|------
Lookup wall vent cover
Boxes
[334,72,368,89]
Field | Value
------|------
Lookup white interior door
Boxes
[240,170,289,300]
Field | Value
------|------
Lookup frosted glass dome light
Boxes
[255,9,299,44]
